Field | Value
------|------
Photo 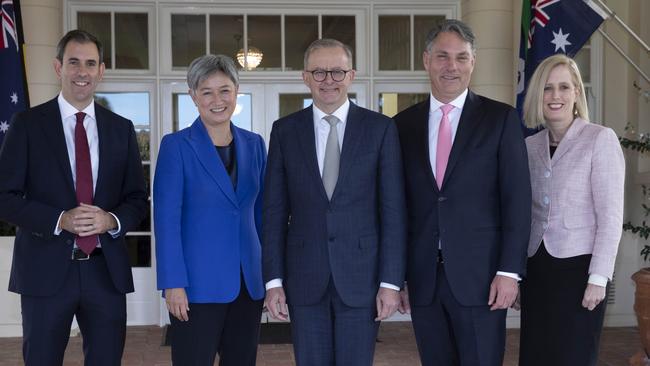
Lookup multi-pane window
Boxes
[168,13,356,71]
[78,12,150,70]
[377,14,445,71]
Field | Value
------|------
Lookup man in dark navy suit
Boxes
[394,20,531,366]
[0,30,147,365]
[263,38,406,366]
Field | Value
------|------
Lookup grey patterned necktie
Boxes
[322,115,340,200]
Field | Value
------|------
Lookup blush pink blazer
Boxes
[525,118,625,279]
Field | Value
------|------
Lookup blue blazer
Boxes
[154,119,266,303]
[263,103,407,307]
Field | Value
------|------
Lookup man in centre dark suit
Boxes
[394,20,531,366]
[263,38,406,366]
[0,30,148,365]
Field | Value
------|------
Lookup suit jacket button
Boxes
[438,196,447,202]
[66,239,73,245]
[329,236,335,242]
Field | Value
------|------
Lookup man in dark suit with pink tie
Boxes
[394,20,531,366]
[0,30,147,365]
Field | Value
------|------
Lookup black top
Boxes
[215,141,237,190]
[549,144,557,158]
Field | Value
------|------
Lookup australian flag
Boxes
[516,0,608,121]
[0,0,29,147]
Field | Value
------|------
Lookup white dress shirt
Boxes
[428,90,466,181]
[265,100,399,291]
[428,90,519,282]
[54,93,121,239]
[313,99,349,176]
[58,93,100,190]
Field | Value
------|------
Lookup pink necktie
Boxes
[435,104,454,190]
[75,112,97,255]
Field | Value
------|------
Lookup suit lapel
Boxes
[551,118,586,167]
[232,124,249,203]
[294,107,328,199]
[533,129,551,170]
[187,119,238,207]
[443,91,481,188]
[412,100,439,192]
[39,99,76,196]
[334,103,365,199]
[94,104,111,200]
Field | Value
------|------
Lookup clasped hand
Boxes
[60,203,116,236]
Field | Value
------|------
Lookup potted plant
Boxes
[620,128,650,366]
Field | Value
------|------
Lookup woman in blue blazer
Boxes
[154,54,266,366]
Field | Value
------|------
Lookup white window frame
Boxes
[94,80,160,325]
[159,4,368,77]
[586,33,604,124]
[372,5,457,76]
[68,3,156,75]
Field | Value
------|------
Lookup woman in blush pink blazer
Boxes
[518,54,625,366]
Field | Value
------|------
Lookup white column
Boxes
[461,0,517,105]
[22,0,63,105]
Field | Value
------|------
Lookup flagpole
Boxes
[593,0,650,53]
[597,29,650,84]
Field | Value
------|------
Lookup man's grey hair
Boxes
[303,38,354,70]
[424,19,476,53]
[187,54,239,91]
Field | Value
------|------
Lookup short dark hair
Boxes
[56,29,104,62]
[424,19,476,53]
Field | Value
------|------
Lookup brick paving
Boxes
[0,323,641,365]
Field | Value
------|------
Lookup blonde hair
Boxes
[522,54,589,128]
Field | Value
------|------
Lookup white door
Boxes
[95,82,160,326]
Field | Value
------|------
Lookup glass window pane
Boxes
[414,15,445,71]
[94,92,150,161]
[322,16,356,69]
[285,16,318,71]
[210,15,243,62]
[78,12,112,68]
[379,93,429,117]
[125,235,151,267]
[115,13,148,69]
[248,16,281,71]
[379,16,410,71]
[173,93,195,131]
[172,14,206,69]
[279,93,357,119]
[173,93,252,132]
